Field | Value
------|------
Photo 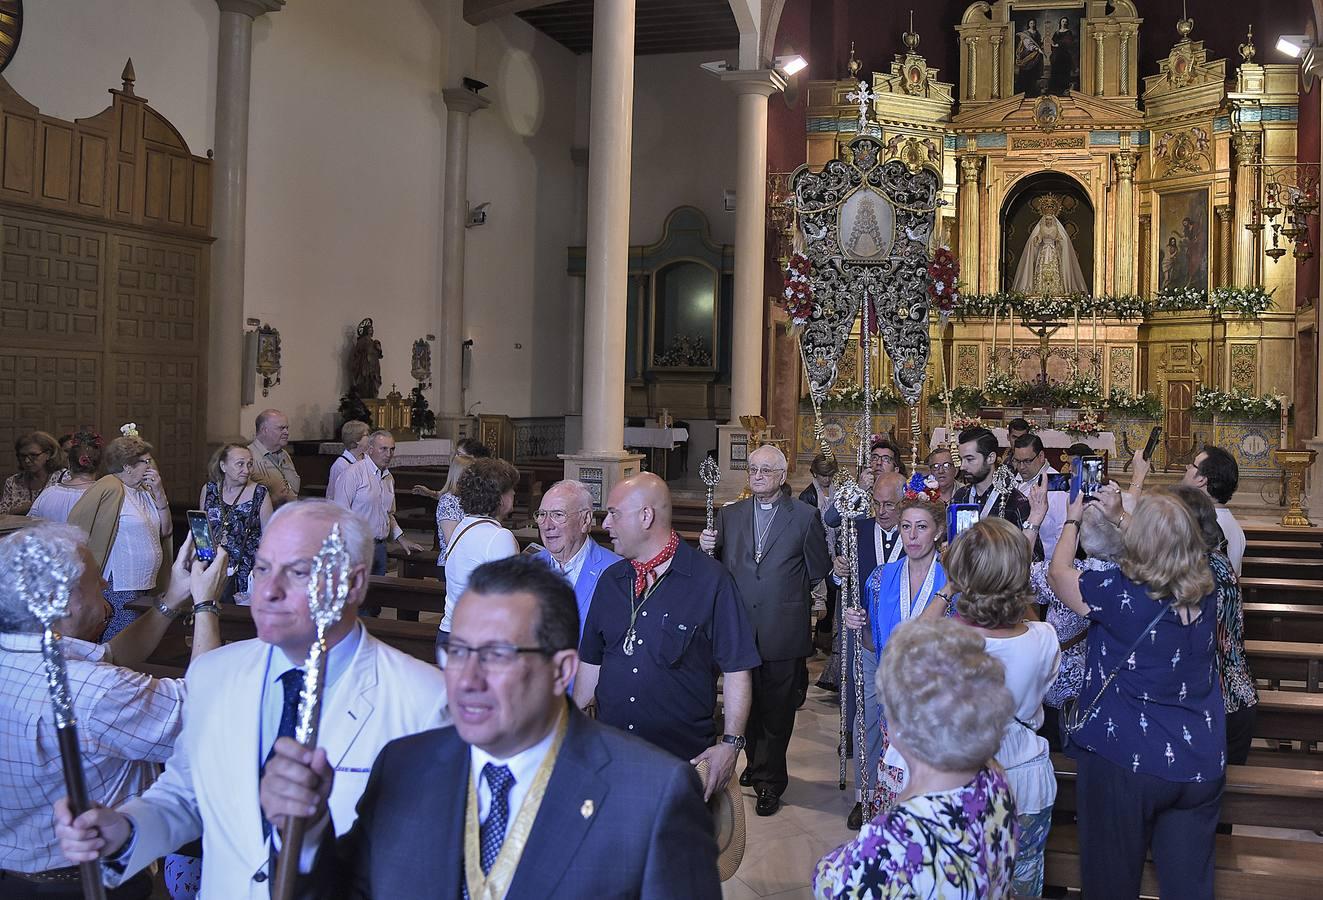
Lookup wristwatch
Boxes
[720,734,747,752]
[153,598,187,620]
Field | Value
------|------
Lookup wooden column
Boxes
[1215,206,1234,287]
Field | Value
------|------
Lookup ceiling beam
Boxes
[464,0,561,26]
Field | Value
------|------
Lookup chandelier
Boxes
[1245,163,1319,262]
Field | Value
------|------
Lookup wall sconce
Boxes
[466,202,490,227]
[243,320,282,398]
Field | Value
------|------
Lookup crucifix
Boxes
[1021,317,1066,386]
[845,79,877,133]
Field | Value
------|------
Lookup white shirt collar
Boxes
[469,717,560,823]
[553,537,592,584]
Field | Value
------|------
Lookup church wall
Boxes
[627,51,740,247]
[462,16,580,419]
[241,0,448,439]
[4,0,218,156]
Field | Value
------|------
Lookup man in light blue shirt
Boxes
[531,481,620,638]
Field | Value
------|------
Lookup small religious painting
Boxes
[837,188,894,261]
[1157,189,1209,293]
[1013,6,1083,97]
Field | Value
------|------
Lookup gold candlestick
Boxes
[1273,449,1316,528]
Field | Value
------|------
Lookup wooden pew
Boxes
[1242,558,1323,581]
[1245,539,1323,561]
[1246,640,1323,692]
[1046,754,1323,898]
[366,575,445,617]
[1254,690,1323,744]
[1240,577,1323,606]
[386,546,442,580]
[1243,603,1323,643]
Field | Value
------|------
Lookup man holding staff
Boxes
[699,445,829,817]
[53,501,448,899]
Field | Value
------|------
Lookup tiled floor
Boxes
[721,659,855,899]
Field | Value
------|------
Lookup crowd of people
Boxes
[0,412,1258,899]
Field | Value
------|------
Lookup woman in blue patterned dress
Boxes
[199,443,271,602]
[813,618,1017,899]
[1048,485,1223,899]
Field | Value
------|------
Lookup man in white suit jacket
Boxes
[54,500,449,899]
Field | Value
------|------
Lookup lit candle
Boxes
[1074,305,1081,361]
[1280,396,1289,449]
[1010,307,1016,357]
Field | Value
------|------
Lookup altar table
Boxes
[930,427,1117,456]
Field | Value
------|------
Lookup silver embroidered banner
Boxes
[790,136,940,406]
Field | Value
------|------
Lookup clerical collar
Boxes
[758,500,776,510]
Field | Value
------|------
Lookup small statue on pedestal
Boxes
[349,318,383,398]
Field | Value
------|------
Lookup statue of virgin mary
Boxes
[1010,213,1089,296]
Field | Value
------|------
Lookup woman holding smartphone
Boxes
[199,443,273,602]
[842,475,948,820]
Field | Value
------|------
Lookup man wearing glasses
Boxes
[926,447,958,504]
[54,501,447,898]
[530,480,620,639]
[253,555,721,897]
[1010,433,1066,561]
[699,445,829,817]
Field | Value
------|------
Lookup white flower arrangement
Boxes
[120,422,140,438]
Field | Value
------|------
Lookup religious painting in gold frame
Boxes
[1010,1,1085,98]
[1156,187,1210,294]
[0,2,21,73]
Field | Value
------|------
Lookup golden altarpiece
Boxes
[768,0,1313,499]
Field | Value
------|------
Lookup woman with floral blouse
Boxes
[813,618,1017,899]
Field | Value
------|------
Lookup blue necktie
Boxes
[261,668,305,838]
[479,764,516,874]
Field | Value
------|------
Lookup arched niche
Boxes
[999,171,1095,294]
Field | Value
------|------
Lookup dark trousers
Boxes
[746,657,800,797]
[1076,751,1223,900]
[1225,704,1256,765]
[0,870,151,899]
[371,539,388,575]
[817,578,837,633]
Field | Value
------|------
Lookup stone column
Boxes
[1232,131,1262,286]
[208,0,283,443]
[566,146,590,418]
[561,0,642,504]
[438,87,490,440]
[722,70,784,422]
[1113,151,1138,293]
[957,155,983,291]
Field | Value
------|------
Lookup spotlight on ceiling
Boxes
[775,55,808,77]
[699,60,731,75]
[1277,34,1312,58]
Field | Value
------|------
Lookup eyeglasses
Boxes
[18,451,49,462]
[929,462,953,471]
[878,500,899,511]
[747,466,786,477]
[535,509,586,525]
[437,640,550,670]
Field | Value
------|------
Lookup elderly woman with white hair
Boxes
[813,618,1017,899]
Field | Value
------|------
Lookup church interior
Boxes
[6,0,1323,897]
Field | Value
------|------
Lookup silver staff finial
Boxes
[15,532,79,626]
[306,524,352,630]
[699,456,722,556]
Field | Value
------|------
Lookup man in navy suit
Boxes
[260,555,720,899]
[531,480,621,638]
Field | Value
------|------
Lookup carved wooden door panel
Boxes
[1164,379,1195,469]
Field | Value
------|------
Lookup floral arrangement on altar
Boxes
[652,334,713,367]
[806,384,903,411]
[949,287,1273,321]
[1061,372,1104,407]
[982,368,1018,403]
[780,253,817,328]
[928,385,985,413]
[927,246,961,321]
[1191,387,1286,421]
[1062,409,1103,437]
[1105,386,1163,418]
[951,415,986,432]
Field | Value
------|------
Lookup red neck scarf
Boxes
[631,530,680,598]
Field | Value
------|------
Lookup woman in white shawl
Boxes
[1011,213,1089,296]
